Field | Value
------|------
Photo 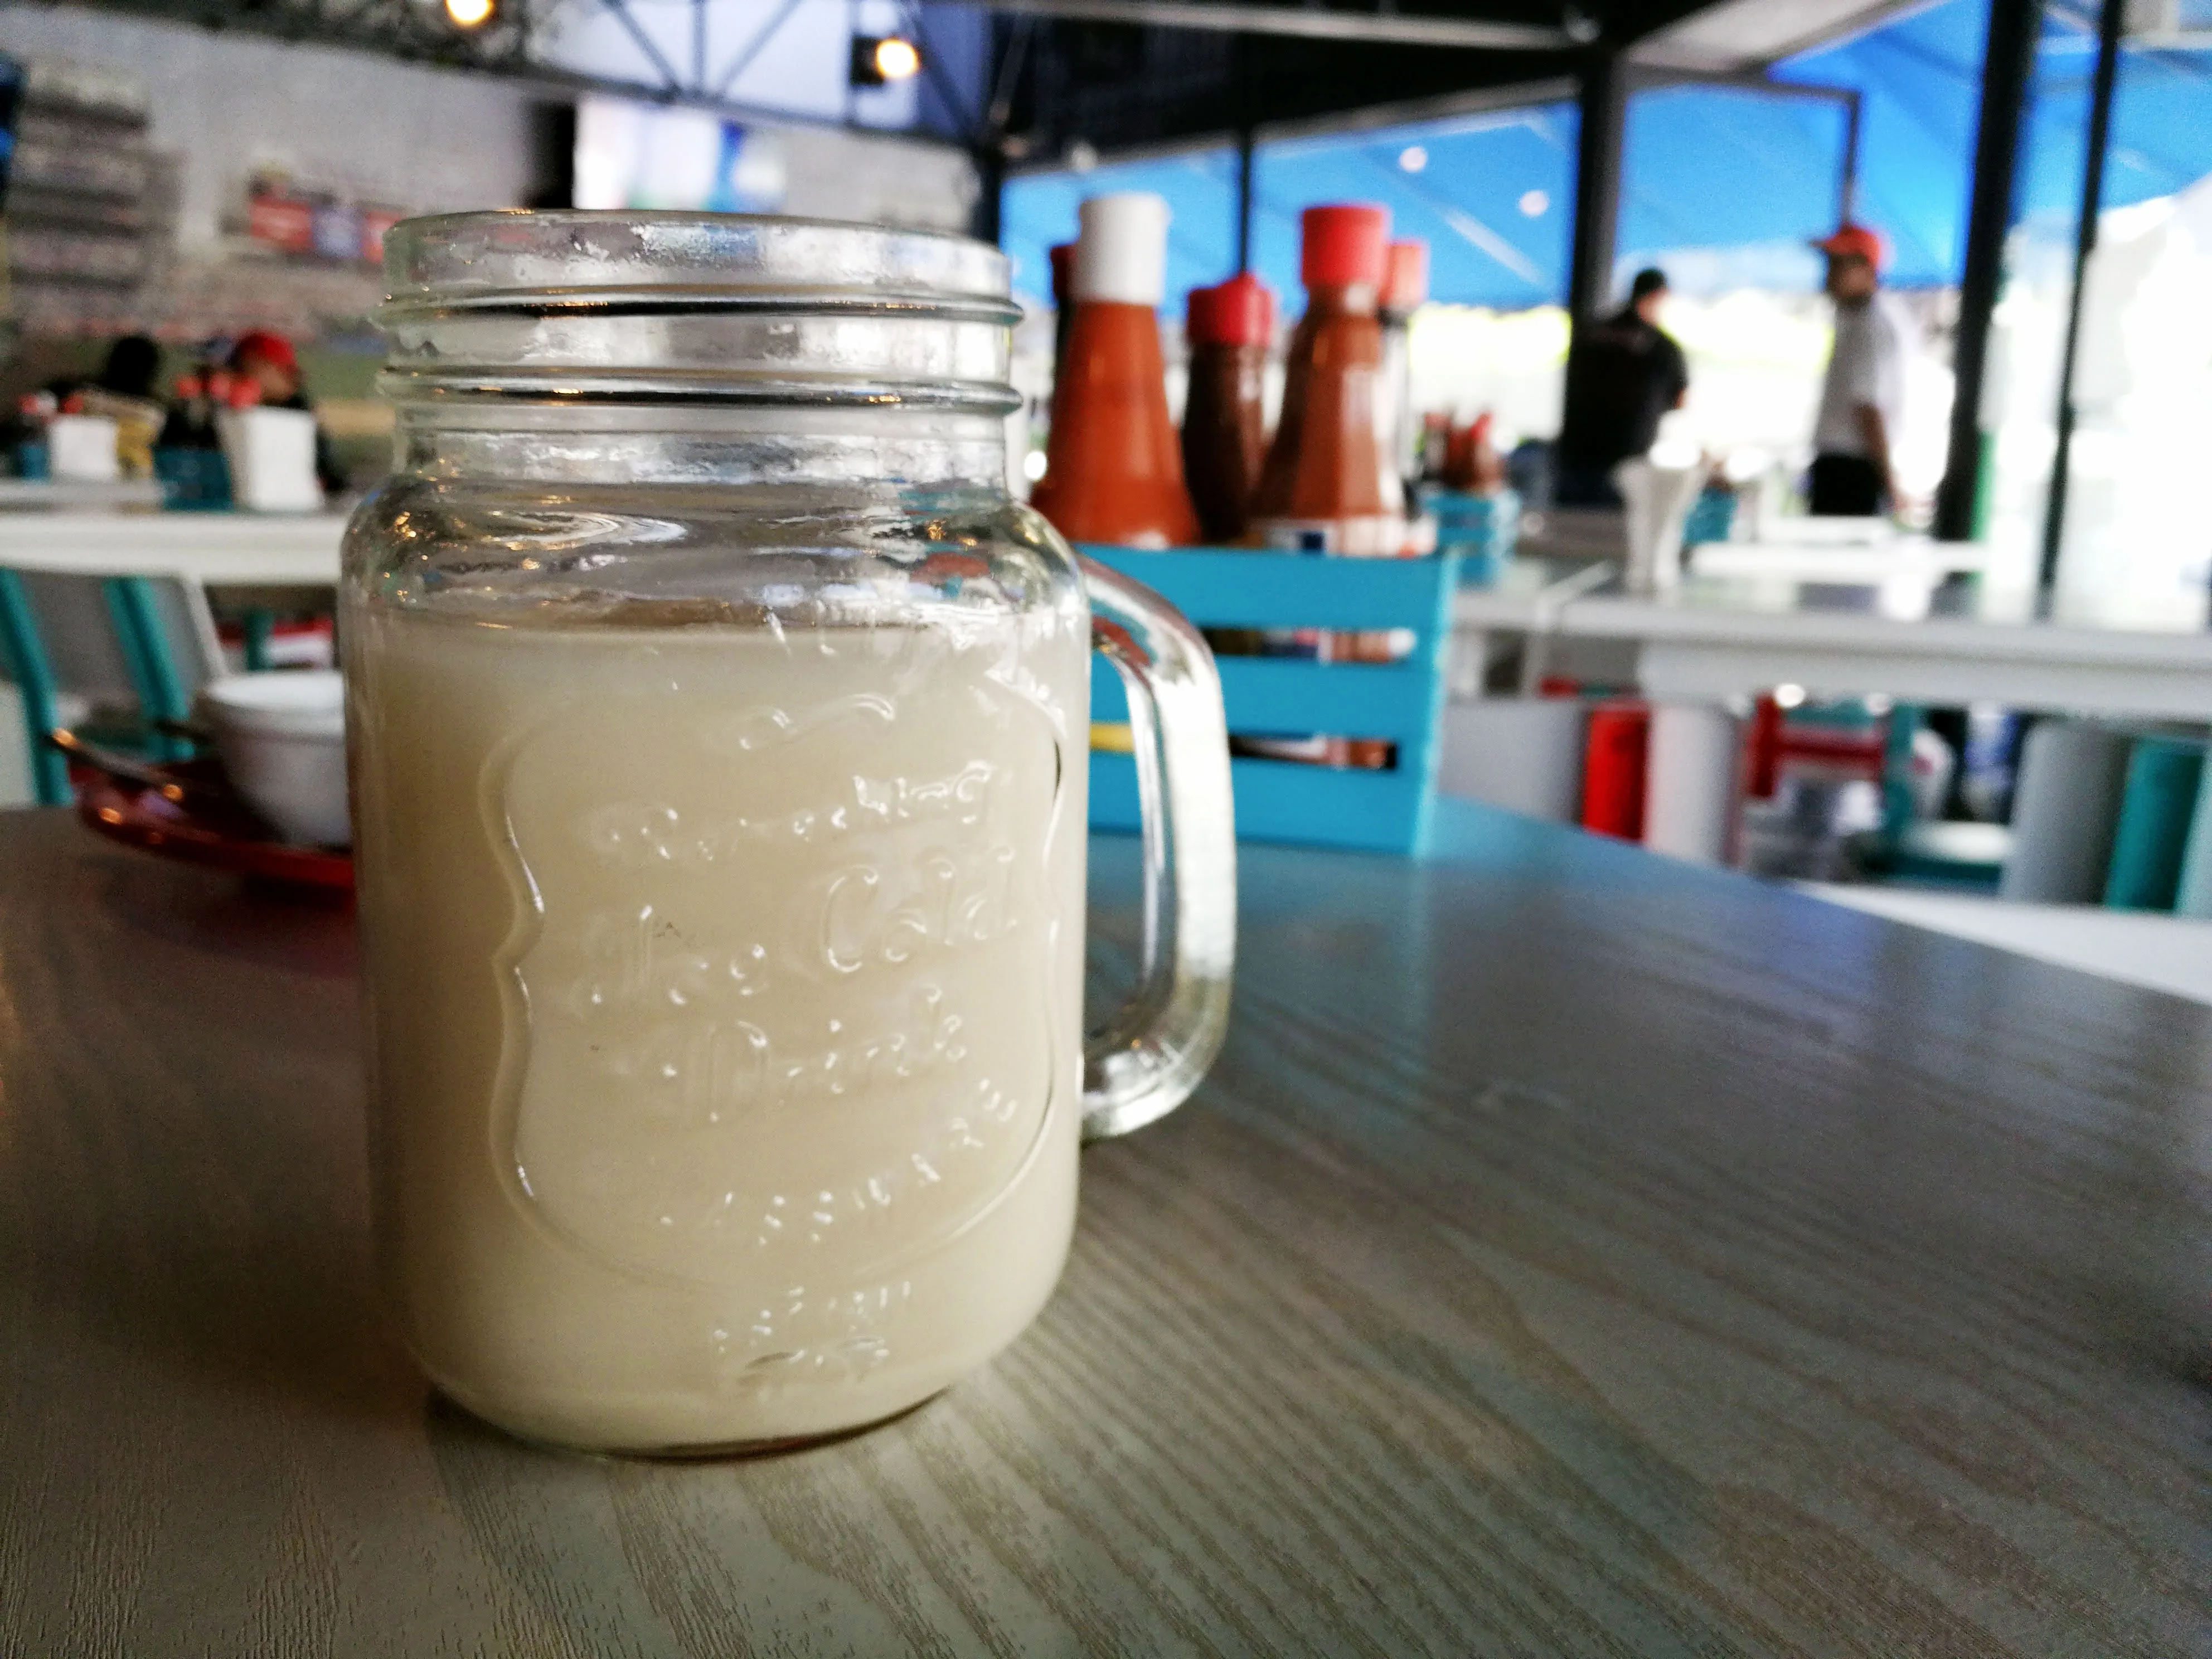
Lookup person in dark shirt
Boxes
[1554,267,1689,507]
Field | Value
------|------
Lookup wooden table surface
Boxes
[1,803,2205,1656]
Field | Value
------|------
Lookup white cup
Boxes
[198,670,349,846]
[216,407,323,513]
[48,414,122,482]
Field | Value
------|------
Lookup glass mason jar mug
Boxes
[344,212,1235,1455]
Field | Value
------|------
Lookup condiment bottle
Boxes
[1379,237,1428,517]
[1179,271,1274,544]
[1249,203,1401,557]
[1443,411,1506,492]
[1029,193,1199,549]
[1047,241,1076,410]
[1250,205,1404,766]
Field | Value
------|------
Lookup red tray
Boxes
[77,765,354,892]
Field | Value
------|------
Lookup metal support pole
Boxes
[972,143,1006,245]
[1231,33,1255,275]
[1235,128,1255,273]
[1565,46,1624,332]
[1933,0,2045,543]
[1558,46,1626,454]
[2039,0,2125,597]
[1839,88,1862,224]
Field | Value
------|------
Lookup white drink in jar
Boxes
[347,605,1089,1452]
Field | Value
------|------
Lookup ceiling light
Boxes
[1398,145,1428,173]
[875,36,920,80]
[444,0,494,28]
[851,34,922,85]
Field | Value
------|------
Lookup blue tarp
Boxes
[1001,0,2212,312]
[1249,108,1578,313]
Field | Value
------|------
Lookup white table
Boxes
[1685,538,1997,583]
[0,511,345,586]
[1559,581,2212,719]
[1451,557,1617,695]
[0,479,166,510]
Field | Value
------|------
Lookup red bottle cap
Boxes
[1186,272,1274,346]
[1300,204,1389,289]
[1382,239,1429,312]
[1049,241,1076,305]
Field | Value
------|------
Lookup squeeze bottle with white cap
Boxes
[1029,192,1200,549]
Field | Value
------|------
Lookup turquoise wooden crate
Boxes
[1080,544,1459,855]
[1423,488,1519,584]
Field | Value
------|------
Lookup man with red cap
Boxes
[1807,223,1904,516]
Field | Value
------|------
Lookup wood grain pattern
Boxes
[0,803,2205,1656]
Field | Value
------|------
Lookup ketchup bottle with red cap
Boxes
[1249,205,1402,557]
[1180,271,1274,544]
[1029,194,1200,549]
[1248,205,1406,767]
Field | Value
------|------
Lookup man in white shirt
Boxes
[1808,223,1905,516]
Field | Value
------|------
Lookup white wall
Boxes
[0,3,978,241]
[538,0,919,129]
[0,6,545,244]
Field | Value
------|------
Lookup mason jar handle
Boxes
[1078,556,1238,1141]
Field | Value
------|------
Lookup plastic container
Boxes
[1582,700,1651,841]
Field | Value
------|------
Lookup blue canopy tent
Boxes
[1003,0,2212,316]
[1248,107,1577,312]
[1003,107,1576,314]
[1000,149,1241,311]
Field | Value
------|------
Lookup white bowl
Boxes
[198,671,350,847]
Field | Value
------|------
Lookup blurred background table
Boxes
[0,508,345,587]
[0,802,2204,1655]
[1560,576,2212,717]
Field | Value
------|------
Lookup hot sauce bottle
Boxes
[1249,204,1403,558]
[1248,205,1406,765]
[1028,193,1200,549]
[1179,272,1274,545]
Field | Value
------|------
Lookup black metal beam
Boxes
[1234,125,1254,272]
[1556,45,1625,463]
[940,0,1573,51]
[971,139,1006,242]
[1564,44,1625,329]
[1839,80,1861,222]
[2039,0,2124,594]
[1933,0,2044,543]
[711,0,807,97]
[596,0,685,93]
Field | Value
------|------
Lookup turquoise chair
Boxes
[1082,545,1459,855]
[0,567,222,804]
